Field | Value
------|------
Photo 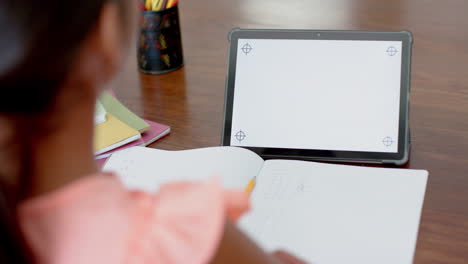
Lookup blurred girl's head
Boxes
[0,0,136,262]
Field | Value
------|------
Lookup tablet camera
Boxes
[241,43,253,55]
[235,130,247,143]
[382,136,394,147]
[386,46,398,56]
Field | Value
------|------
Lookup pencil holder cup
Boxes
[138,5,184,74]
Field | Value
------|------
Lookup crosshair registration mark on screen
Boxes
[383,137,394,147]
[242,43,253,55]
[387,46,398,56]
[235,130,246,143]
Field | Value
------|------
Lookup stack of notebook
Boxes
[94,91,171,160]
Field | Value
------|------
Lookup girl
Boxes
[0,0,306,263]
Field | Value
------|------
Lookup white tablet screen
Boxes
[230,39,402,153]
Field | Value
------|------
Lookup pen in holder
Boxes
[138,5,184,74]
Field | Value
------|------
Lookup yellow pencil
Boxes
[166,0,175,9]
[145,0,153,11]
[156,0,166,11]
[152,0,159,11]
[245,176,256,196]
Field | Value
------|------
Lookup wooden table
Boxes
[115,0,468,263]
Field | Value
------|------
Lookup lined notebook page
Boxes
[239,160,428,264]
[103,146,264,192]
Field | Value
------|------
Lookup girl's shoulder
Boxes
[18,173,249,264]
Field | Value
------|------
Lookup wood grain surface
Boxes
[114,1,468,263]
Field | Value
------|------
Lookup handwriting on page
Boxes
[241,165,323,263]
[112,158,134,175]
[263,173,290,200]
[106,157,174,191]
[262,168,315,201]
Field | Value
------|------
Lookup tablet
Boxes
[222,29,413,165]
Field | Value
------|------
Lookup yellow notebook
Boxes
[94,113,141,155]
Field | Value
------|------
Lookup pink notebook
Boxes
[95,119,170,160]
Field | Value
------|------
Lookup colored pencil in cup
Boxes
[145,0,152,11]
[161,0,168,10]
[166,0,178,9]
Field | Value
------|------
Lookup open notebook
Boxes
[103,146,428,264]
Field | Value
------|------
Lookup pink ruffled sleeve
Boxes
[18,174,250,264]
[126,179,250,263]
